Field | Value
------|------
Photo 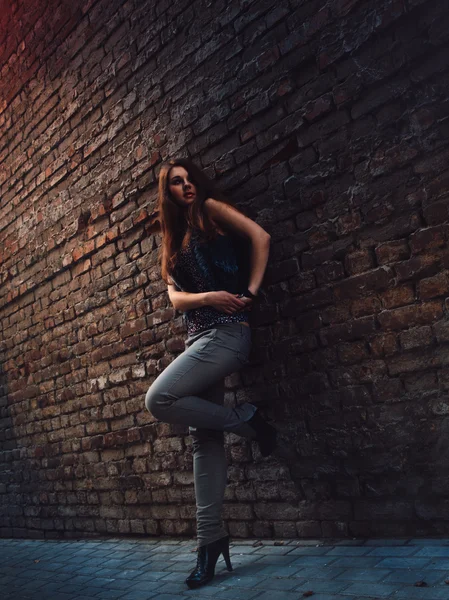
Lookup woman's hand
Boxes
[236,295,253,312]
[207,291,249,315]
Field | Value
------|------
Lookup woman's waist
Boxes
[184,309,250,334]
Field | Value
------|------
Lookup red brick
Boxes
[345,250,374,275]
[400,326,433,351]
[379,301,443,331]
[375,240,410,265]
[419,272,449,300]
[369,333,399,357]
[380,285,415,309]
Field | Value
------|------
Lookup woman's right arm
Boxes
[167,283,247,314]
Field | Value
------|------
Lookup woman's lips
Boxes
[184,192,194,198]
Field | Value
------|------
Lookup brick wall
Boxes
[1,0,449,540]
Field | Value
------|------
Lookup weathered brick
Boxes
[320,316,376,346]
[400,326,433,351]
[334,267,395,300]
[378,301,443,331]
[369,333,399,357]
[419,272,449,300]
[380,285,415,309]
[375,240,410,265]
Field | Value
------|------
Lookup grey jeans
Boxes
[145,322,257,547]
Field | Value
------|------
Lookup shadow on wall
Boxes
[0,362,22,536]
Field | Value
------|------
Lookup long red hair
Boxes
[157,158,244,284]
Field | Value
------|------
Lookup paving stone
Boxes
[342,581,402,596]
[157,582,188,594]
[229,546,259,554]
[13,579,49,591]
[295,596,352,600]
[395,586,449,599]
[119,560,151,569]
[246,555,297,565]
[365,546,420,557]
[408,539,449,546]
[170,553,201,562]
[143,560,177,570]
[57,584,104,596]
[148,545,181,553]
[324,546,372,556]
[288,555,341,567]
[249,591,298,600]
[415,547,449,557]
[382,569,447,585]
[39,572,78,582]
[164,562,198,573]
[147,595,186,600]
[424,559,449,570]
[184,576,228,591]
[253,577,299,590]
[108,579,139,590]
[294,579,350,593]
[294,566,347,579]
[95,590,132,599]
[252,545,293,555]
[327,539,367,546]
[328,556,384,568]
[335,567,392,582]
[19,569,57,580]
[52,555,92,566]
[213,591,261,600]
[365,538,411,546]
[227,555,265,567]
[118,593,159,600]
[228,563,266,575]
[55,561,99,572]
[63,566,101,576]
[253,565,303,577]
[62,575,98,586]
[99,558,134,568]
[375,557,433,569]
[116,551,154,561]
[131,571,169,581]
[129,578,169,592]
[95,567,133,578]
[37,594,79,600]
[219,575,267,588]
[285,546,331,555]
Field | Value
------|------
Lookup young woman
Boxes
[145,157,277,589]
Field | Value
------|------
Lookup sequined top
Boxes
[170,229,251,336]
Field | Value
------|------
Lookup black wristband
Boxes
[240,289,257,299]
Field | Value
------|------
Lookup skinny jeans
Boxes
[145,321,257,547]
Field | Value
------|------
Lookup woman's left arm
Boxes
[204,198,271,298]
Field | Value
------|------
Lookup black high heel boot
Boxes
[246,409,277,457]
[185,535,233,589]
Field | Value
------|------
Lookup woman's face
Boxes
[168,166,197,208]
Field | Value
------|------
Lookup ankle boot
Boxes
[185,535,233,589]
[246,409,277,457]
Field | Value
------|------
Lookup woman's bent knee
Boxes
[145,385,173,420]
[145,386,163,419]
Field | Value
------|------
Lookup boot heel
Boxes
[222,545,233,571]
[186,535,232,588]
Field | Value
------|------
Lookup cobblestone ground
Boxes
[2,536,449,599]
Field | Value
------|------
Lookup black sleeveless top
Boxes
[170,228,251,335]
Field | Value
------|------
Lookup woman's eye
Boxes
[171,178,194,185]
